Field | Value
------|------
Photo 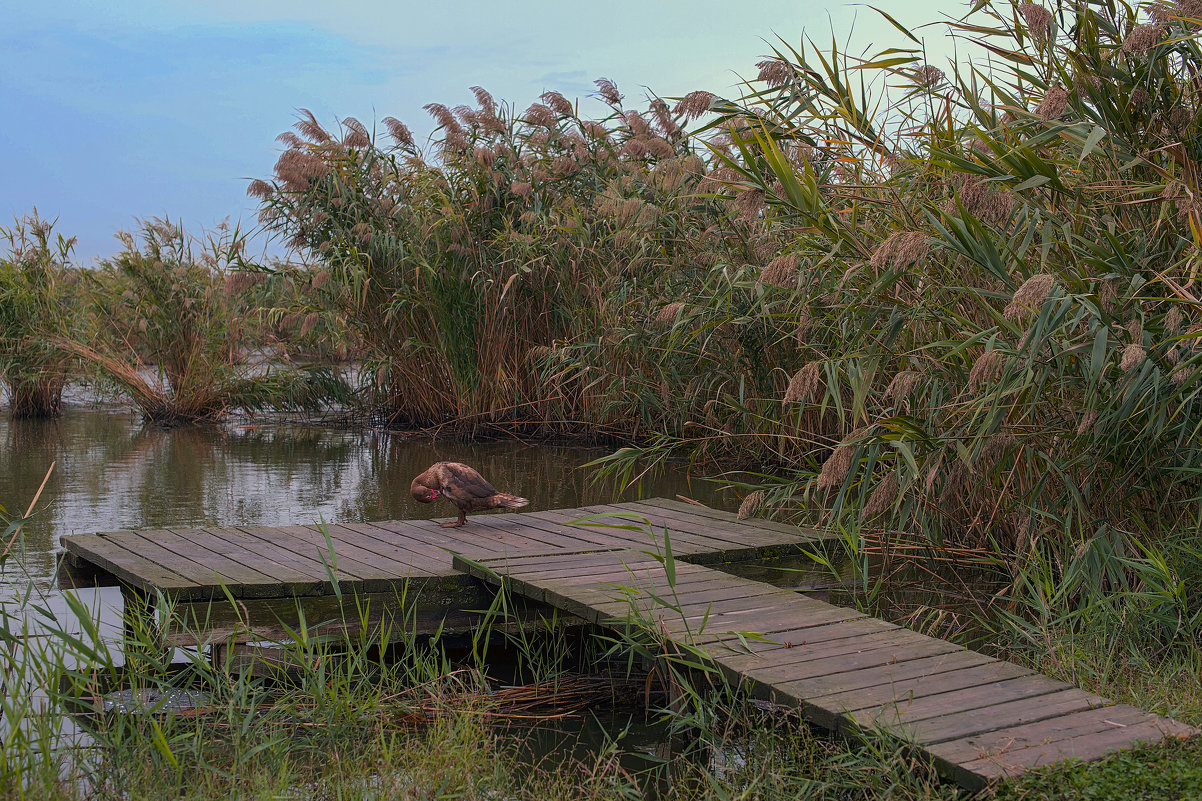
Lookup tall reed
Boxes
[0,212,83,419]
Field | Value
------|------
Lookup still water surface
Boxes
[2,409,736,589]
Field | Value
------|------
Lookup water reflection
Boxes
[1,411,734,588]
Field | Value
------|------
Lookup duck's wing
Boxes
[439,463,500,499]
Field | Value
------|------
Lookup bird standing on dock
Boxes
[410,462,529,527]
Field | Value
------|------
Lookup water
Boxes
[1,408,736,590]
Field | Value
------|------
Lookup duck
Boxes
[410,462,529,528]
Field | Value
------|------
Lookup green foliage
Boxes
[70,219,350,424]
[0,212,83,418]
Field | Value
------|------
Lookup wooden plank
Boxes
[884,688,1110,746]
[502,510,674,551]
[628,497,821,538]
[718,627,924,674]
[521,507,729,554]
[810,660,1035,718]
[232,525,378,580]
[766,650,998,706]
[467,514,640,552]
[859,673,1085,728]
[928,704,1185,767]
[935,705,1195,789]
[613,500,817,546]
[703,616,898,658]
[298,524,453,577]
[235,525,438,584]
[567,504,770,553]
[337,521,469,563]
[170,527,337,596]
[366,519,513,556]
[60,533,199,594]
[106,530,278,597]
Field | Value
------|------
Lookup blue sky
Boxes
[2,1,961,264]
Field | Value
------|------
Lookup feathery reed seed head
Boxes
[915,64,945,86]
[525,103,556,128]
[1123,24,1165,54]
[952,175,1015,226]
[674,91,716,121]
[756,58,793,88]
[1020,3,1054,43]
[246,179,274,199]
[656,301,684,325]
[541,91,573,116]
[1121,343,1147,373]
[760,254,799,287]
[861,471,898,520]
[883,371,922,408]
[968,350,1004,393]
[1004,273,1055,320]
[1037,87,1069,120]
[870,231,930,270]
[595,78,623,106]
[783,361,823,404]
[817,441,856,489]
[383,117,414,147]
[737,491,764,520]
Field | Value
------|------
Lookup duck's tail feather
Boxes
[495,494,529,509]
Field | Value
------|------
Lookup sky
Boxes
[2,0,963,265]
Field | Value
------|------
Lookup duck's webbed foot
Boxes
[440,519,465,528]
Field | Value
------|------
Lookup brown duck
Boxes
[410,462,529,527]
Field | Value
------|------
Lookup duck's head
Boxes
[410,482,440,504]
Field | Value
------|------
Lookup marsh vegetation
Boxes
[2,0,1202,796]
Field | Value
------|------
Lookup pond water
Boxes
[1,408,737,590]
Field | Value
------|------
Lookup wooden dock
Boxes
[58,498,1197,790]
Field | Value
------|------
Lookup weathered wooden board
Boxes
[457,547,1197,791]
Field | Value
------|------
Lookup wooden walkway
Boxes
[58,497,1197,790]
[453,548,1197,791]
[58,498,816,601]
